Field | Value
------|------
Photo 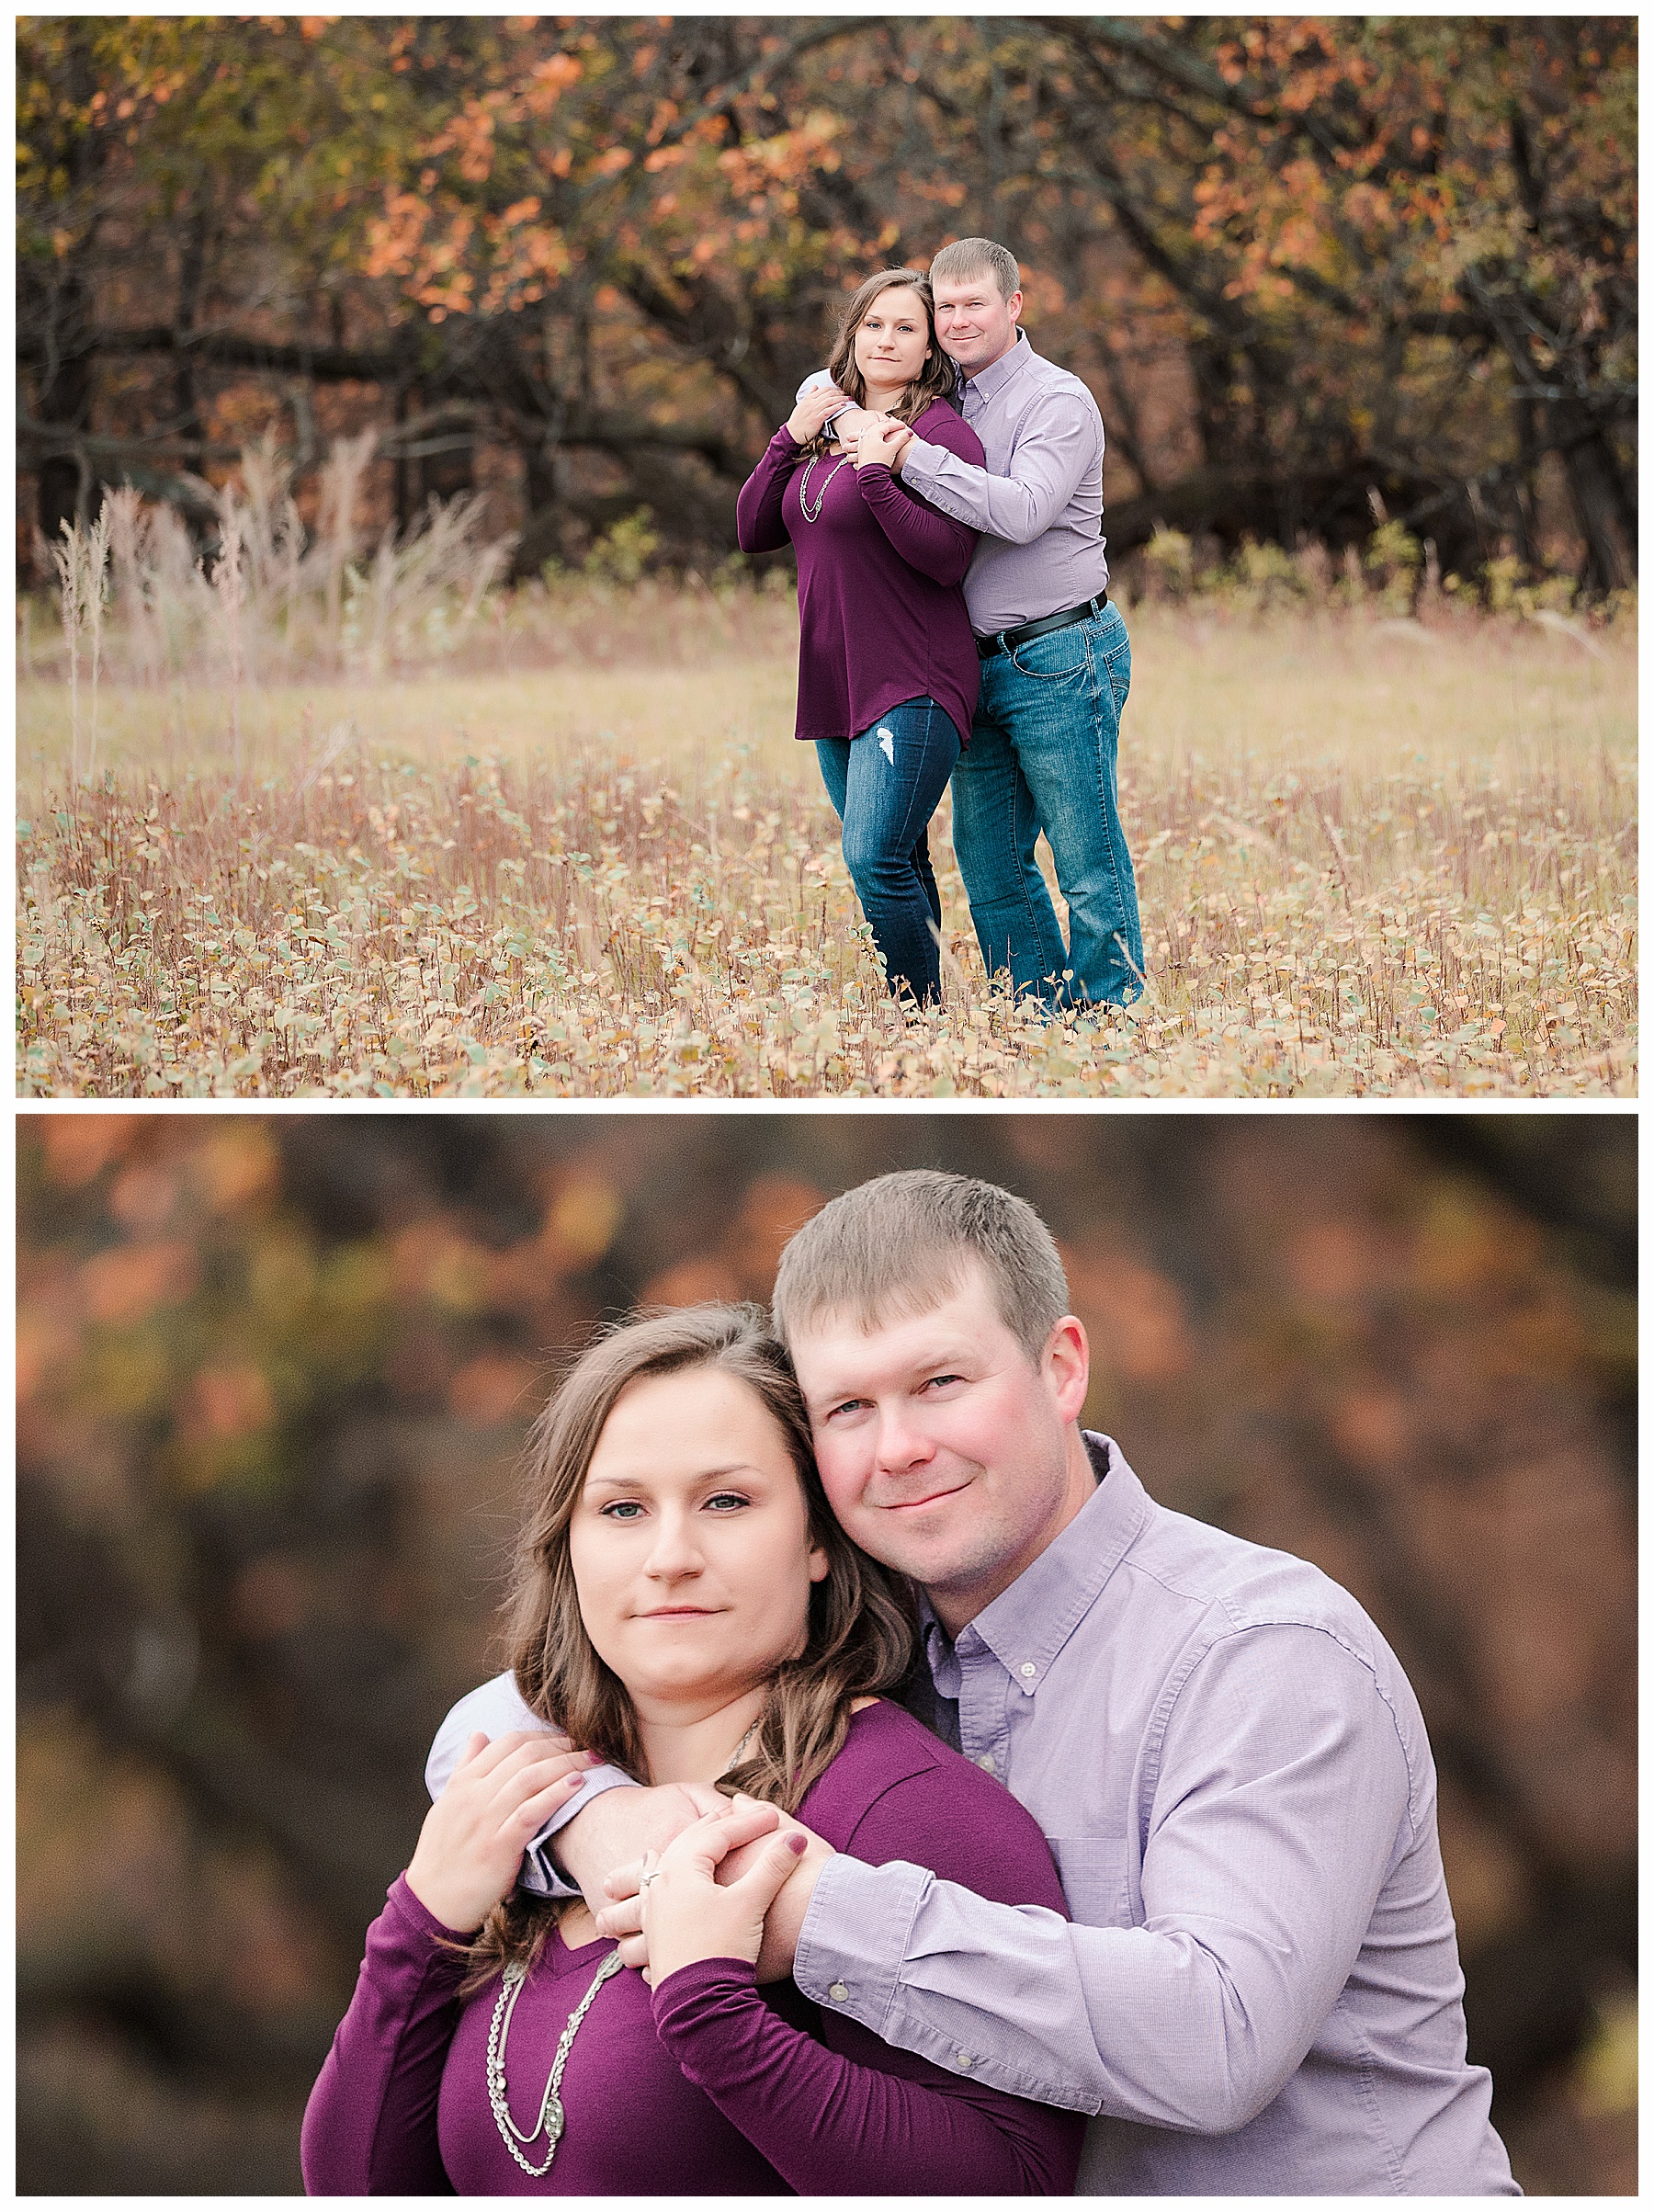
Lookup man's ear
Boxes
[1045,1315,1090,1424]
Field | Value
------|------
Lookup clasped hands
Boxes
[784,383,915,472]
[599,1793,818,1987]
[405,1726,832,1988]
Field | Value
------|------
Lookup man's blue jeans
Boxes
[816,696,962,1006]
[951,601,1143,1008]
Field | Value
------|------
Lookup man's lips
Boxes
[880,1480,970,1514]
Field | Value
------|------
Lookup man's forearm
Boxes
[794,1855,1320,2126]
[901,422,1090,546]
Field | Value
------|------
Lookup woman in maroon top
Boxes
[737,269,987,1008]
[300,1305,1081,2195]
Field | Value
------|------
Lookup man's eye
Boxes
[923,1373,964,1392]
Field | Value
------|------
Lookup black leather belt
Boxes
[976,593,1108,660]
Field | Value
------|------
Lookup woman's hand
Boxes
[785,382,855,445]
[853,413,916,471]
[404,1729,601,1934]
[638,1798,810,1987]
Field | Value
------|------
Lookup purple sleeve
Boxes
[300,1876,467,2196]
[735,428,800,554]
[855,465,978,584]
[650,1756,1082,2195]
[653,1960,1076,2195]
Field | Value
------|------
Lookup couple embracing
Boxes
[303,1170,1517,2195]
[738,236,1143,1016]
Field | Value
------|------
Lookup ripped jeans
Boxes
[815,696,963,1005]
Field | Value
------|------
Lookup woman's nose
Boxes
[643,1512,702,1578]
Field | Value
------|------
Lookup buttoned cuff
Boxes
[517,1764,639,1899]
[793,1851,928,2032]
[893,437,973,522]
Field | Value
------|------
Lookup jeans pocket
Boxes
[1008,628,1093,683]
[1101,639,1131,716]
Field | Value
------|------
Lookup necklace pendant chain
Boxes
[799,452,851,524]
[486,1945,624,2176]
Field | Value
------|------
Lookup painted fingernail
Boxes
[785,1833,808,1855]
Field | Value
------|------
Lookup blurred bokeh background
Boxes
[17,1109,1636,2193]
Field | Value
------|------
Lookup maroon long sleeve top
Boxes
[300,1699,1082,2195]
[736,401,986,748]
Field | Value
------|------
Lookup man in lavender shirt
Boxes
[810,236,1144,1014]
[430,1171,1518,2195]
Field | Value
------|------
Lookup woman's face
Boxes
[853,285,933,395]
[567,1367,829,1723]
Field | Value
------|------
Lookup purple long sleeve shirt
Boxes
[736,400,985,748]
[792,1436,1520,2195]
[301,1700,1082,2195]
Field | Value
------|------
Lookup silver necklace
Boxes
[485,1944,624,2176]
[798,450,851,523]
[719,1718,760,1775]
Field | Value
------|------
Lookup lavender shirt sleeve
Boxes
[795,1626,1414,2129]
[425,1673,637,1902]
[651,1753,1082,2193]
[901,383,1100,547]
[300,1876,468,2195]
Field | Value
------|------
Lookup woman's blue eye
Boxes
[705,1492,749,1512]
[601,1500,645,1520]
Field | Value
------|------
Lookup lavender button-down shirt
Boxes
[793,1435,1518,2195]
[898,331,1112,634]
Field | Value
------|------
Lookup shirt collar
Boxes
[960,327,1032,406]
[921,1434,1148,1690]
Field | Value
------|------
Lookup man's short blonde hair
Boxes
[928,236,1022,303]
[771,1169,1069,1365]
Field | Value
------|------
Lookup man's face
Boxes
[932,272,1023,378]
[788,1263,1093,1632]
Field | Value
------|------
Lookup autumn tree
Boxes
[17,17,1637,585]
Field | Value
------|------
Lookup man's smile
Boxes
[879,1480,971,1514]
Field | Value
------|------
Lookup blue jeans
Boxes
[951,600,1143,1008]
[816,696,962,1005]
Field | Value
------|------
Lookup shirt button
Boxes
[828,1981,849,2002]
[1019,1662,1037,1678]
[976,1753,997,1773]
[957,2051,976,2070]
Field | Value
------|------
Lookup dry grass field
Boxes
[17,585,1636,1098]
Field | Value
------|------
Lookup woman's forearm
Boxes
[735,430,799,555]
[652,1959,1079,2195]
[300,1877,465,2195]
[855,465,977,585]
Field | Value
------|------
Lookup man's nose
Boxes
[873,1404,936,1472]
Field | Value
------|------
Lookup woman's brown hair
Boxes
[799,267,957,457]
[461,1302,915,1989]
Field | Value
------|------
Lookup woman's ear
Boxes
[807,1544,831,1584]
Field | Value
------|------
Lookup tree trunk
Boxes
[1553,414,1636,591]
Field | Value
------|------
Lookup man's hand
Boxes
[403,1730,599,1934]
[553,1778,732,1929]
[596,1791,835,1982]
[639,1805,810,1986]
[852,414,916,472]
